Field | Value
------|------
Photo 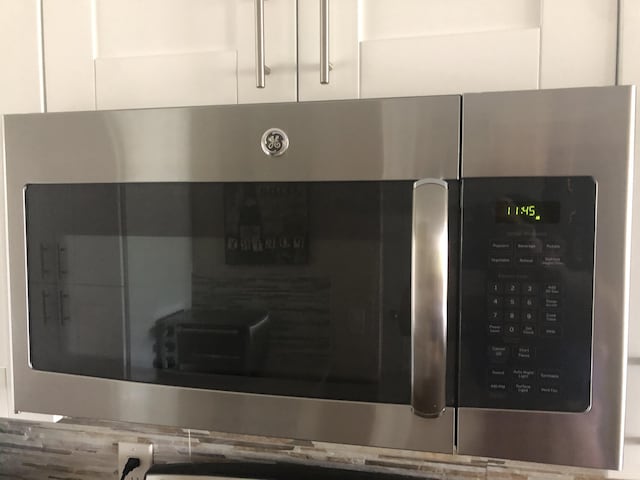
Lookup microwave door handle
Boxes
[411,178,448,418]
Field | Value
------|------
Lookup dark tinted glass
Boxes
[25,182,413,404]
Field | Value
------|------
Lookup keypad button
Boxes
[544,283,561,295]
[489,345,509,362]
[487,323,502,335]
[490,256,512,266]
[505,296,520,308]
[491,240,512,251]
[539,370,561,382]
[543,310,560,322]
[514,383,534,395]
[522,297,537,308]
[522,310,537,322]
[512,368,536,381]
[521,324,536,336]
[505,282,519,294]
[489,382,509,393]
[488,296,502,307]
[505,324,519,337]
[515,240,540,253]
[542,325,562,337]
[539,385,561,395]
[522,283,538,295]
[488,309,503,321]
[515,346,535,360]
[544,296,560,309]
[544,240,564,254]
[516,256,537,266]
[542,256,564,267]
[488,367,507,380]
[505,310,519,322]
[488,282,502,294]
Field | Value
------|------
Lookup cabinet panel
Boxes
[43,0,297,112]
[95,51,237,110]
[361,29,540,99]
[540,0,617,88]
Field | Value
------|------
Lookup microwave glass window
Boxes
[24,182,413,404]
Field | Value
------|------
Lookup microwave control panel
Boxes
[458,177,596,412]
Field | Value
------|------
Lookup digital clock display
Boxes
[495,201,561,224]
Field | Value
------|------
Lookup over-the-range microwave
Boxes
[2,86,635,470]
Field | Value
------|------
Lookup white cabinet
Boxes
[298,0,618,101]
[42,0,297,111]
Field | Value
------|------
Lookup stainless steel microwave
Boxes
[2,86,635,470]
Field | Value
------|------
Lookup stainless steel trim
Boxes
[320,0,330,85]
[255,0,267,88]
[411,179,447,418]
[459,86,635,470]
[3,96,460,453]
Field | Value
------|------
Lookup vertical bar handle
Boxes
[411,179,448,418]
[320,0,330,84]
[255,0,266,88]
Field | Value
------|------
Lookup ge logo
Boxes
[261,128,289,157]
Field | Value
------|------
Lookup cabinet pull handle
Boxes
[255,0,272,88]
[411,179,448,418]
[320,0,330,84]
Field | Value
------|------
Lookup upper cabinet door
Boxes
[298,0,617,101]
[43,0,297,111]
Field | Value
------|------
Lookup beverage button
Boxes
[515,240,540,253]
[490,256,512,266]
[522,282,538,295]
[488,323,503,335]
[515,346,535,360]
[521,324,537,336]
[512,368,536,381]
[514,383,534,395]
[489,345,509,362]
[491,240,512,251]
[543,310,560,322]
[542,325,562,337]
[516,256,537,266]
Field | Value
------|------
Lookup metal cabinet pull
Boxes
[411,179,448,418]
[320,0,330,84]
[255,0,272,88]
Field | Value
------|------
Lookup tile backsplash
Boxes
[0,417,606,480]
